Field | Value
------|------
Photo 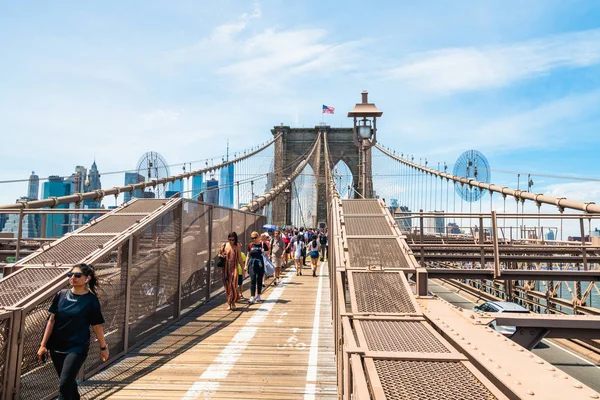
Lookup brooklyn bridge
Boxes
[0,92,599,399]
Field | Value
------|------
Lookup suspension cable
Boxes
[0,135,281,210]
[376,144,600,214]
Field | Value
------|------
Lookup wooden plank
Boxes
[81,262,337,399]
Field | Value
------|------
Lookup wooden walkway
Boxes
[81,261,337,399]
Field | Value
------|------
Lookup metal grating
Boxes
[0,268,68,307]
[19,294,65,400]
[84,255,128,375]
[342,199,383,215]
[352,272,416,314]
[82,215,143,234]
[373,359,497,400]
[0,316,9,399]
[22,235,113,265]
[347,238,409,269]
[181,202,210,312]
[345,216,391,236]
[116,199,167,214]
[360,320,450,353]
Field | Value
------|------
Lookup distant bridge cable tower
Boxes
[137,151,170,198]
[453,150,491,234]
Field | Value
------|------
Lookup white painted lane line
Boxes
[181,268,296,400]
[304,261,326,400]
[541,339,600,370]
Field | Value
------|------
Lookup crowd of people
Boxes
[218,227,328,310]
[35,227,327,399]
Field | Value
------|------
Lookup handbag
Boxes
[216,244,226,268]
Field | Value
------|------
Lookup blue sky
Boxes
[1,0,600,218]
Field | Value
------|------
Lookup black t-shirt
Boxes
[248,242,268,260]
[47,289,105,354]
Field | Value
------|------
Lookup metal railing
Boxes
[0,198,265,400]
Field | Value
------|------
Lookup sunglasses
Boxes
[67,272,84,278]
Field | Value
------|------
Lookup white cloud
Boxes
[169,7,365,91]
[384,28,600,93]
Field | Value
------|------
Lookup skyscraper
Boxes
[83,161,102,224]
[27,171,39,200]
[192,175,203,201]
[124,172,145,203]
[43,176,73,237]
[66,166,87,229]
[204,179,219,205]
[1,196,40,238]
[219,164,234,208]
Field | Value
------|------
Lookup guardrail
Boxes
[0,199,265,400]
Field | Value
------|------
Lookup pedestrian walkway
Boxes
[80,262,336,399]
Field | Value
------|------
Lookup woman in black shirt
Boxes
[245,231,269,303]
[37,263,108,400]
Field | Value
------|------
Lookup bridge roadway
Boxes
[429,281,600,392]
[80,262,336,399]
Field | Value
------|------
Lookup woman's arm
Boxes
[92,324,110,361]
[37,314,55,360]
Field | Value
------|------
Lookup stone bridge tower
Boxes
[271,125,372,228]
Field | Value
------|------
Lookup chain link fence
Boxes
[0,198,265,399]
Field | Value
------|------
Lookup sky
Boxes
[1,0,600,232]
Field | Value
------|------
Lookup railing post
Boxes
[419,209,424,267]
[478,215,485,268]
[41,212,47,238]
[175,203,183,319]
[492,211,501,279]
[579,216,587,271]
[206,205,213,299]
[416,269,428,296]
[123,236,133,353]
[5,307,25,400]
[15,209,24,262]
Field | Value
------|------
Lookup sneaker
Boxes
[256,295,262,302]
[274,278,279,285]
[249,297,255,304]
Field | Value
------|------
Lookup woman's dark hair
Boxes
[228,232,239,245]
[74,263,99,296]
[298,234,304,242]
[312,237,317,247]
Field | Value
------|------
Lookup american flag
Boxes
[322,105,335,114]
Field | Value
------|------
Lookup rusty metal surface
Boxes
[372,359,498,400]
[351,272,417,314]
[19,294,63,400]
[347,238,409,269]
[344,216,390,235]
[0,313,10,400]
[81,214,144,234]
[116,199,167,214]
[341,199,383,215]
[0,267,68,307]
[22,235,113,265]
[360,320,451,353]
[418,296,600,398]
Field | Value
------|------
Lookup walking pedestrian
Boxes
[37,263,107,400]
[245,231,268,303]
[294,233,306,276]
[269,230,285,285]
[308,236,320,277]
[221,232,242,311]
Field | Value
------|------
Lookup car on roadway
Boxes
[473,301,530,337]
